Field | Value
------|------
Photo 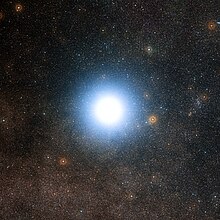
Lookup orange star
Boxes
[207,20,217,31]
[148,115,158,125]
[58,157,69,166]
[15,3,23,13]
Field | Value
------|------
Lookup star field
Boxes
[0,0,219,219]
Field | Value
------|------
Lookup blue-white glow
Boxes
[93,95,124,126]
[77,79,138,139]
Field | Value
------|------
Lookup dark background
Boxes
[0,0,219,219]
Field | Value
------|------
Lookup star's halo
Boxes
[77,82,137,139]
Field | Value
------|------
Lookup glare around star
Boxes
[78,81,138,140]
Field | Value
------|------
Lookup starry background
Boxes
[0,0,220,219]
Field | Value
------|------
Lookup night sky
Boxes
[0,0,220,219]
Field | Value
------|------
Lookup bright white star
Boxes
[93,95,124,126]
